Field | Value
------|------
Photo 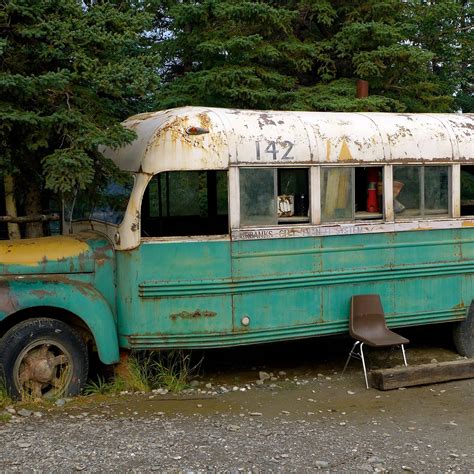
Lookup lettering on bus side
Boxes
[240,230,276,239]
[278,227,312,238]
[234,224,367,240]
[255,141,294,161]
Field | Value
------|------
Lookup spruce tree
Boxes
[0,0,159,236]
[405,0,473,112]
[154,0,468,113]
[154,1,311,109]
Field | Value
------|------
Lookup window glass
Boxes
[148,179,159,217]
[393,166,450,219]
[217,171,229,215]
[141,170,228,237]
[168,172,203,216]
[240,168,276,226]
[393,167,421,217]
[355,167,383,219]
[278,169,309,219]
[320,167,383,222]
[321,168,353,221]
[425,167,449,216]
[239,168,310,226]
[461,166,474,216]
[66,171,134,225]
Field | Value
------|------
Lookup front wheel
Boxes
[453,304,474,358]
[0,318,89,399]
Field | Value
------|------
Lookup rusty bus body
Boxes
[0,107,473,398]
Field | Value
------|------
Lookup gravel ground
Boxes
[1,335,473,472]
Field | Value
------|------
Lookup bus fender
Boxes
[453,302,474,358]
[0,279,119,364]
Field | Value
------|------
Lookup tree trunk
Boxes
[3,174,21,240]
[24,181,44,238]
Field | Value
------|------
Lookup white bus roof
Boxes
[102,107,474,174]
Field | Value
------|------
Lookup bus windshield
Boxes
[66,172,134,225]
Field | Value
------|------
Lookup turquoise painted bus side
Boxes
[116,228,474,349]
[0,278,119,364]
[0,233,120,364]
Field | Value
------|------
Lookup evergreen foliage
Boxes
[154,1,305,109]
[154,0,471,113]
[0,0,159,197]
[406,0,473,112]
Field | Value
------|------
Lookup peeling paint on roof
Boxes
[101,107,473,174]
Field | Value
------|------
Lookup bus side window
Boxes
[239,168,309,227]
[393,166,450,219]
[321,168,353,221]
[461,166,474,216]
[240,169,276,226]
[321,167,383,222]
[141,170,228,237]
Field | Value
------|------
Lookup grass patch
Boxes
[84,375,113,396]
[85,350,202,396]
[153,350,198,392]
[124,351,159,392]
[0,378,12,409]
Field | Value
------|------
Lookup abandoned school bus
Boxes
[0,107,473,397]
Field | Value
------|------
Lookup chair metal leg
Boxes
[342,341,360,374]
[360,342,369,389]
[401,344,408,366]
[342,340,370,388]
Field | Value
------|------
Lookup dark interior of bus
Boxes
[141,170,229,237]
[355,167,383,217]
[461,165,474,216]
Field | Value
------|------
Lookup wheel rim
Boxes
[13,338,74,399]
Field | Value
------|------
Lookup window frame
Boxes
[392,165,452,220]
[140,169,230,238]
[231,163,457,230]
[320,165,385,224]
[237,166,311,228]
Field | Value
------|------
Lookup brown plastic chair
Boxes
[342,295,409,388]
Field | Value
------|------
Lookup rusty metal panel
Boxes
[102,108,473,174]
[303,112,386,164]
[442,113,474,160]
[0,233,120,364]
[223,110,312,164]
[116,227,472,350]
[0,233,99,274]
[102,107,230,174]
[368,113,454,162]
[0,278,120,364]
[115,238,233,341]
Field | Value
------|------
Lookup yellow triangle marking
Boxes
[338,140,353,161]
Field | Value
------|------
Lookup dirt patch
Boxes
[0,328,473,472]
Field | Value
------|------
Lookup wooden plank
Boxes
[0,213,60,223]
[369,359,474,390]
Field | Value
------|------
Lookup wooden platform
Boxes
[369,359,474,390]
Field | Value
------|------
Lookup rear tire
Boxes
[0,318,88,400]
[453,304,474,358]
